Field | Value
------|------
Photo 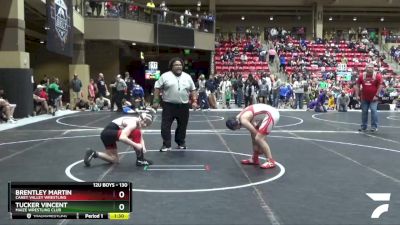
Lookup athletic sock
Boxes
[252,152,260,164]
[136,150,144,160]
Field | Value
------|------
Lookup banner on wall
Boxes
[46,0,73,57]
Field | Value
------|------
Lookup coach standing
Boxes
[354,64,383,132]
[70,74,82,108]
[152,57,197,151]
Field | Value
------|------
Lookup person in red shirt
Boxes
[355,64,383,132]
[83,110,155,167]
[33,85,49,114]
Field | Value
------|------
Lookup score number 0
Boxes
[118,191,126,211]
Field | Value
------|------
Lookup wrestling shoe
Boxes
[241,158,260,165]
[84,148,97,167]
[241,152,260,165]
[136,158,153,166]
[260,159,276,169]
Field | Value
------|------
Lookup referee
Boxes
[152,57,197,151]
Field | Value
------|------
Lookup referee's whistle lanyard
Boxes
[175,74,181,91]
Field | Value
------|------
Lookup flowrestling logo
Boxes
[53,0,71,44]
[47,0,73,56]
[366,193,391,219]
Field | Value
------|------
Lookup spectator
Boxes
[95,94,109,110]
[337,91,350,112]
[244,74,257,107]
[88,78,96,100]
[197,74,209,110]
[128,0,140,19]
[89,1,97,16]
[85,1,92,16]
[184,9,192,27]
[268,47,276,63]
[0,89,16,123]
[293,77,306,109]
[125,72,134,100]
[33,85,49,115]
[258,78,269,104]
[145,0,155,21]
[240,53,248,62]
[40,75,50,86]
[219,75,232,109]
[131,84,145,110]
[205,74,218,109]
[70,74,82,109]
[279,55,286,72]
[236,75,244,108]
[88,97,99,111]
[110,74,127,112]
[159,1,168,23]
[48,77,63,115]
[272,78,282,108]
[75,98,90,111]
[95,73,109,98]
[355,64,383,132]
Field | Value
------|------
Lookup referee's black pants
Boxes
[161,102,190,148]
[115,90,125,111]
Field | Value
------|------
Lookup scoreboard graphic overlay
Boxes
[8,182,132,220]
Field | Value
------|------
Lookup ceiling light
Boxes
[197,1,201,7]
[40,40,44,44]
[353,17,357,21]
[269,16,274,21]
[329,16,333,21]
[131,42,136,46]
[380,17,385,22]
[241,16,245,20]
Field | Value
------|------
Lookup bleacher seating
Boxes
[281,41,396,79]
[214,40,269,78]
[214,38,398,82]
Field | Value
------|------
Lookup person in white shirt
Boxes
[219,75,232,109]
[293,77,307,109]
[152,57,197,151]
